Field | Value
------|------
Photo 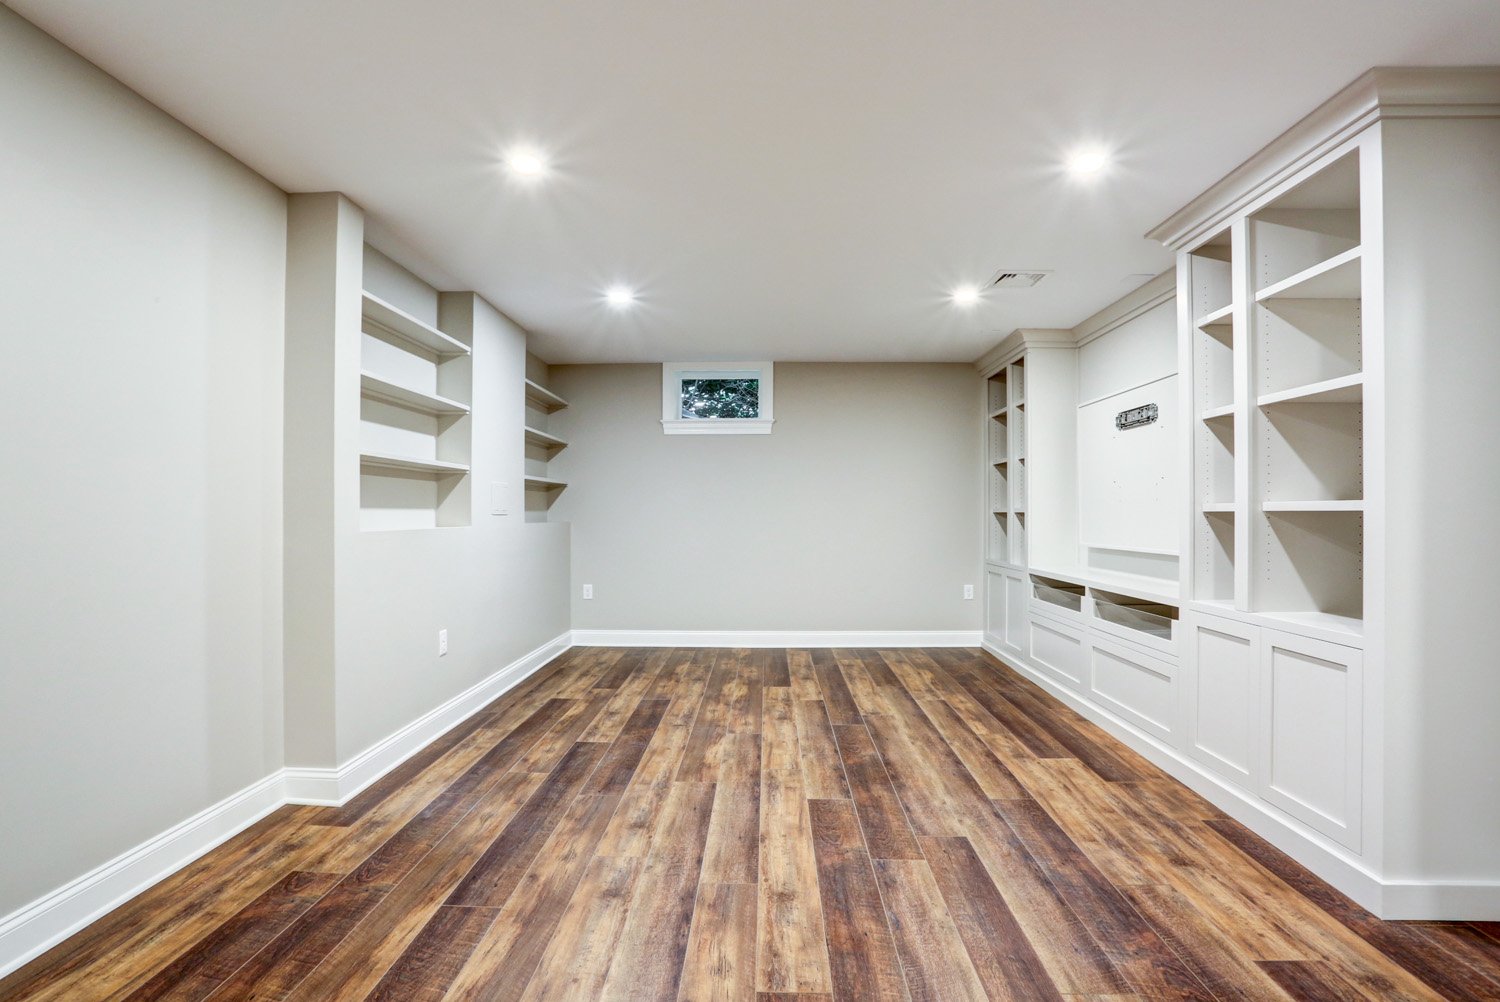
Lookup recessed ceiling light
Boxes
[1065,145,1111,178]
[951,285,980,306]
[505,147,548,178]
[605,285,636,308]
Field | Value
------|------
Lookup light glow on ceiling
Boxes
[605,284,636,308]
[504,146,549,178]
[1064,144,1112,178]
[950,285,980,306]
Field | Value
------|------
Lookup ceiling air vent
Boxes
[989,270,1050,289]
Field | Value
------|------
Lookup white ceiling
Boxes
[13,1,1500,363]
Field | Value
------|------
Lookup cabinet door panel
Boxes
[1004,571,1028,654]
[1259,630,1363,850]
[1030,616,1085,690]
[1184,613,1258,786]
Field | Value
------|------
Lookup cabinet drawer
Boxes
[1030,615,1085,690]
[1089,637,1176,741]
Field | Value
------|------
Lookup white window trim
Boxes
[661,361,774,435]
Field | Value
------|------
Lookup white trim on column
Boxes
[571,629,983,648]
[283,630,573,805]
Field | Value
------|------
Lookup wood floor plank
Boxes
[443,791,624,999]
[519,854,642,1002]
[814,661,863,725]
[995,797,1213,1001]
[583,697,671,795]
[679,882,759,1002]
[919,835,1064,1002]
[598,780,717,1002]
[13,647,1500,1002]
[446,739,608,907]
[806,799,911,1002]
[871,858,989,1002]
[122,871,342,1002]
[1206,818,1500,1001]
[832,723,922,859]
[793,698,852,800]
[702,731,763,884]
[787,649,822,701]
[758,688,834,996]
[282,769,547,1002]
[363,904,498,1002]
[1258,960,1368,1001]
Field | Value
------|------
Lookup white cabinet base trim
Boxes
[0,630,573,979]
[981,639,1500,921]
[571,629,983,648]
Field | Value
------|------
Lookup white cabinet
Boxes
[1260,629,1363,851]
[1183,612,1258,786]
[984,568,1029,659]
[1003,571,1028,656]
[1183,610,1362,850]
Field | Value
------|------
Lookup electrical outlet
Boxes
[963,584,975,600]
[438,629,448,656]
[582,584,594,600]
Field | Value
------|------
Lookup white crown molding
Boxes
[1148,66,1500,251]
[283,630,572,805]
[1070,271,1176,348]
[572,629,983,648]
[0,772,285,979]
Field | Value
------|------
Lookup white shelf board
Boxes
[361,292,470,357]
[1013,397,1026,408]
[1255,246,1362,301]
[523,475,568,491]
[1200,403,1235,422]
[1028,564,1181,606]
[1257,372,1364,407]
[994,458,1009,467]
[524,426,568,450]
[1201,502,1236,513]
[525,379,569,412]
[1263,500,1364,512]
[1194,302,1234,328]
[992,508,1009,515]
[359,371,469,415]
[360,451,470,476]
[1256,609,1364,641]
[989,406,1007,419]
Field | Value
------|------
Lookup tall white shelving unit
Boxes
[523,376,569,522]
[979,68,1500,919]
[358,290,473,531]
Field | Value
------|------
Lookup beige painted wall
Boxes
[0,8,287,914]
[550,363,982,632]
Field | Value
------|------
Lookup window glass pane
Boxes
[680,377,759,419]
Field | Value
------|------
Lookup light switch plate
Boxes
[491,482,509,516]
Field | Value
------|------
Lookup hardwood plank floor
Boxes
[4,646,1498,1001]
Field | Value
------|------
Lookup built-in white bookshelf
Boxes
[358,286,472,531]
[1189,228,1238,602]
[524,372,568,522]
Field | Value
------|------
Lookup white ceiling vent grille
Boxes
[988,270,1050,289]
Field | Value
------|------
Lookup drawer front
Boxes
[1030,615,1085,690]
[1089,637,1176,741]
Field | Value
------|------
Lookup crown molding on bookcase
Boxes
[1148,66,1500,251]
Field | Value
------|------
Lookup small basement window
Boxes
[662,362,774,434]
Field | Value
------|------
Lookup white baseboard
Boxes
[0,630,573,979]
[283,630,572,806]
[571,629,983,648]
[980,640,1500,921]
[0,771,285,980]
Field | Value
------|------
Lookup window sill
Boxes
[661,418,775,436]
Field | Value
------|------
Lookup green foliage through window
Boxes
[680,377,760,419]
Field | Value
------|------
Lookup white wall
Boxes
[0,7,286,914]
[550,363,981,633]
